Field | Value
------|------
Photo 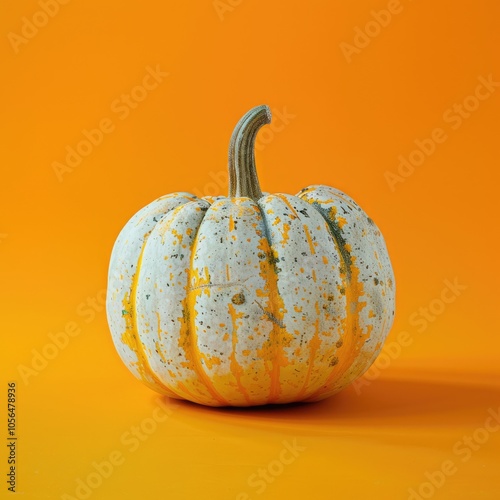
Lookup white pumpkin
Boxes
[106,105,395,406]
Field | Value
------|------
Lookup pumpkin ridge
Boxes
[182,205,231,406]
[122,235,176,396]
[108,193,201,398]
[135,198,226,405]
[140,200,219,404]
[192,197,253,405]
[271,193,347,401]
[255,198,287,403]
[302,200,368,400]
[337,226,395,387]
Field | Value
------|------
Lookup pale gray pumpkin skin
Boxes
[106,106,395,407]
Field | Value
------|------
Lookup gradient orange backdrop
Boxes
[1,1,499,499]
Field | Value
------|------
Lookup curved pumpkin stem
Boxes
[228,105,271,200]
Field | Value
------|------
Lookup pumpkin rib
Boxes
[256,194,347,403]
[223,200,255,405]
[122,236,178,397]
[187,197,274,405]
[273,194,335,401]
[326,188,393,393]
[183,203,234,406]
[333,223,394,389]
[298,186,395,401]
[300,200,367,401]
[108,193,198,397]
[254,199,287,403]
[182,203,232,406]
[267,193,348,401]
[135,200,222,405]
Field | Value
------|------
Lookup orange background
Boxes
[1,1,499,499]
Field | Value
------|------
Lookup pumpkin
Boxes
[106,105,395,407]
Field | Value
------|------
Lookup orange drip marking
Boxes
[281,223,290,245]
[306,258,366,401]
[308,263,367,401]
[176,381,200,403]
[297,197,369,402]
[155,340,168,364]
[155,311,162,341]
[275,194,299,219]
[228,303,252,404]
[179,228,229,406]
[296,316,321,399]
[303,226,316,255]
[158,204,188,243]
[255,232,292,403]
